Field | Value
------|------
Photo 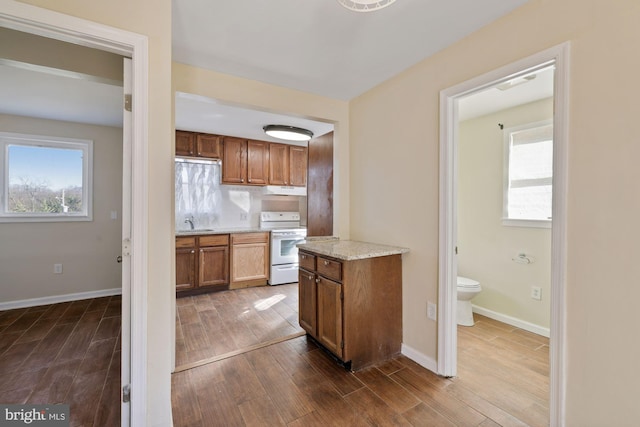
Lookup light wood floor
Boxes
[175,283,303,369]
[172,285,550,427]
[0,296,121,427]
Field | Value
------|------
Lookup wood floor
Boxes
[176,283,303,369]
[172,285,550,427]
[0,296,121,427]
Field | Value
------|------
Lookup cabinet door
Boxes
[176,130,196,157]
[289,146,308,187]
[317,276,343,358]
[176,247,196,291]
[196,134,222,159]
[247,140,269,185]
[298,269,317,336]
[199,246,229,287]
[268,143,289,185]
[222,137,247,184]
[231,242,269,283]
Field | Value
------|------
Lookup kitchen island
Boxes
[297,240,409,371]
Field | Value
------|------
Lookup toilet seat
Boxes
[457,276,481,290]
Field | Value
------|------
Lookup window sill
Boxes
[501,218,551,229]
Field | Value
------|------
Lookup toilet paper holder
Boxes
[512,253,534,264]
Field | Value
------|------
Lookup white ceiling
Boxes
[172,0,531,101]
[1,0,543,133]
[175,92,334,145]
[458,66,555,121]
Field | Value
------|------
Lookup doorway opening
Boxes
[439,43,569,426]
[1,3,149,426]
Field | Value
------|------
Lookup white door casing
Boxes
[438,42,569,426]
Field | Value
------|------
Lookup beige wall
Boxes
[350,0,640,425]
[15,0,174,424]
[0,114,122,302]
[458,98,553,330]
[0,27,123,83]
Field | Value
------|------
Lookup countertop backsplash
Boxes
[175,160,306,232]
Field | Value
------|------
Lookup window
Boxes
[503,121,553,227]
[0,132,93,222]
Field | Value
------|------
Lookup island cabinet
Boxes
[298,243,405,371]
[176,234,230,295]
[230,232,270,289]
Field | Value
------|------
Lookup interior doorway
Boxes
[438,43,569,426]
[1,3,149,425]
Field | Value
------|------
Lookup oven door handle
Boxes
[274,264,299,271]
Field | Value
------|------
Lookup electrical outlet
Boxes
[531,286,542,300]
[427,302,437,320]
[54,264,63,274]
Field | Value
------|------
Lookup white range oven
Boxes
[260,211,307,285]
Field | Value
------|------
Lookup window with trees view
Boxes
[0,132,93,222]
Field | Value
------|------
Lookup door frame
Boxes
[0,2,149,425]
[438,42,569,426]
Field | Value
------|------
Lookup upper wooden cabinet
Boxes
[175,130,222,159]
[269,143,308,187]
[222,137,269,185]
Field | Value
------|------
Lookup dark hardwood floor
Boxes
[172,285,550,427]
[0,295,121,427]
[176,283,303,369]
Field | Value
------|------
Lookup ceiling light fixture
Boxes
[337,0,397,12]
[263,125,314,142]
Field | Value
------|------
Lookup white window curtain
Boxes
[175,160,221,231]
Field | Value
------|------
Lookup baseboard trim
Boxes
[0,288,122,311]
[401,343,438,373]
[472,304,550,338]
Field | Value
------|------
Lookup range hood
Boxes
[263,185,307,196]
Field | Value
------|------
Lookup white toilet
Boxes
[457,276,482,326]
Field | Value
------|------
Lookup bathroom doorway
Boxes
[438,43,569,426]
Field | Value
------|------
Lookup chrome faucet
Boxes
[184,216,194,230]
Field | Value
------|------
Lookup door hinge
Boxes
[340,341,344,349]
[122,238,131,257]
[124,94,132,112]
[122,384,131,403]
[455,246,458,255]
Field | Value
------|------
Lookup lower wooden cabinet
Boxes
[298,250,402,371]
[176,234,229,295]
[230,232,270,289]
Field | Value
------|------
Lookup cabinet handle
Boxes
[315,278,320,283]
[248,178,252,183]
[241,178,244,183]
[301,254,306,259]
[308,275,313,280]
[191,250,195,254]
[197,151,201,156]
[323,260,329,266]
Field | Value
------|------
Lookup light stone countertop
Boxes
[297,240,409,261]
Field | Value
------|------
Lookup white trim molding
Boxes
[0,2,150,426]
[0,288,122,311]
[439,42,570,427]
[472,305,550,338]
[401,343,438,373]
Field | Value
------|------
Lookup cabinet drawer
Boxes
[199,234,229,247]
[299,251,316,271]
[232,232,269,245]
[176,237,196,249]
[317,256,342,282]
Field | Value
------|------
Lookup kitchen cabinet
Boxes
[298,247,404,371]
[230,232,269,289]
[176,234,230,295]
[198,235,229,288]
[176,237,197,292]
[269,143,308,187]
[222,137,268,185]
[175,130,222,159]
